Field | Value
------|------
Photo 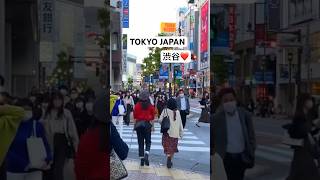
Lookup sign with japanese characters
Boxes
[39,0,55,41]
[160,22,177,33]
[160,50,191,63]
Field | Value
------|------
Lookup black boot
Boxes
[140,158,144,166]
[167,157,172,168]
[144,153,149,166]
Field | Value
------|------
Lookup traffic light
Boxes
[210,14,217,39]
[191,54,197,61]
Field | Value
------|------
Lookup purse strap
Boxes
[31,120,37,137]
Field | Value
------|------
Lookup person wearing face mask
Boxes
[0,93,26,180]
[6,100,52,180]
[73,98,91,138]
[41,93,79,180]
[285,93,320,180]
[123,92,135,126]
[156,95,166,118]
[213,88,256,180]
[65,89,79,115]
[176,89,190,129]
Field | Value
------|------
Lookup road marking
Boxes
[127,145,210,152]
[256,144,293,163]
[121,138,205,145]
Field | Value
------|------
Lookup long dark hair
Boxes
[45,92,64,119]
[140,99,151,110]
[295,93,312,119]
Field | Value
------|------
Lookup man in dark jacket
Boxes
[176,89,190,128]
[213,88,256,180]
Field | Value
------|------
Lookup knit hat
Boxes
[167,98,177,111]
[93,93,108,123]
[139,90,150,101]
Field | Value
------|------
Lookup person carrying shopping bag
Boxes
[159,98,183,168]
[111,93,126,138]
[6,99,52,180]
[133,90,156,166]
[196,92,210,127]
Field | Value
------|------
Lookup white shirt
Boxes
[225,111,245,153]
[180,97,187,110]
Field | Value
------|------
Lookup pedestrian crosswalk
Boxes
[256,144,293,163]
[115,123,210,152]
[190,107,202,114]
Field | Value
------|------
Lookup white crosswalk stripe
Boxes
[256,144,293,163]
[115,123,210,152]
[190,107,202,114]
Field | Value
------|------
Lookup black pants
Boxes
[44,133,68,180]
[223,153,246,180]
[0,161,6,180]
[180,110,188,128]
[136,125,152,157]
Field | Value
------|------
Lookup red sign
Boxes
[229,5,236,51]
[200,1,208,53]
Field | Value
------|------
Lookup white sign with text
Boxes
[161,50,191,63]
[128,36,188,48]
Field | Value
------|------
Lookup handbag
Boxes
[26,120,47,169]
[161,109,170,133]
[110,126,128,180]
[64,113,75,159]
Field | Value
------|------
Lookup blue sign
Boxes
[159,64,169,79]
[174,64,182,79]
[255,71,274,84]
[122,0,129,28]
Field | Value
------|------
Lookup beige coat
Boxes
[159,108,183,138]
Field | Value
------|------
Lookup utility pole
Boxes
[296,30,302,96]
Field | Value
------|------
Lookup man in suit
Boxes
[213,88,256,180]
[176,89,190,128]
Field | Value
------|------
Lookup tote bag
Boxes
[26,120,47,169]
[118,101,126,116]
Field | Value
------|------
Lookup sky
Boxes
[123,0,188,63]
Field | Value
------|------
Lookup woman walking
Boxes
[286,93,320,180]
[6,99,52,180]
[196,92,210,127]
[73,97,91,138]
[111,93,126,137]
[159,98,183,168]
[133,90,156,166]
[41,93,79,180]
[156,95,166,119]
[123,92,135,126]
[75,93,128,180]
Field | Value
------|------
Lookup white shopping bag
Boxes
[26,120,47,169]
[118,104,126,115]
[212,153,227,180]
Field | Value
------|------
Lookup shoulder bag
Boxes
[161,109,170,133]
[26,120,47,169]
[110,125,128,180]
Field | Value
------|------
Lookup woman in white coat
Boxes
[159,98,183,168]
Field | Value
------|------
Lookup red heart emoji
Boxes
[180,52,189,60]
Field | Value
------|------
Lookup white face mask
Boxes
[179,94,184,97]
[223,101,237,114]
[85,103,93,112]
[24,110,33,121]
[76,102,83,108]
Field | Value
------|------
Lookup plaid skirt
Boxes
[162,133,178,155]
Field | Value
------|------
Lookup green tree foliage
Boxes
[142,47,164,76]
[49,51,73,86]
[97,2,110,48]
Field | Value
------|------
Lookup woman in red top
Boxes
[133,90,156,166]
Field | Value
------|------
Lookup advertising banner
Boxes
[228,5,236,51]
[200,0,209,69]
[160,22,177,33]
[159,64,169,79]
[174,64,183,80]
[267,0,280,31]
[122,0,129,28]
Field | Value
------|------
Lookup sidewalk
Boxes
[123,159,210,180]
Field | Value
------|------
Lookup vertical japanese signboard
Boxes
[228,5,236,51]
[39,0,54,62]
[122,34,127,74]
[200,0,209,70]
[122,0,129,28]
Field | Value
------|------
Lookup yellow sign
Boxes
[160,22,176,33]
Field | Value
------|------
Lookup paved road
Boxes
[115,112,211,175]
